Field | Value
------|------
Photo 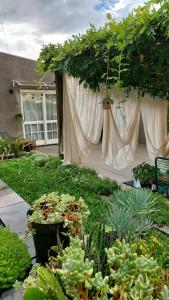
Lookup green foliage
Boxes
[38,0,169,100]
[44,156,62,170]
[11,137,22,158]
[24,267,66,300]
[133,229,169,270]
[133,162,156,186]
[0,139,13,158]
[151,193,169,226]
[107,189,155,241]
[0,137,23,159]
[0,227,31,290]
[0,158,119,228]
[23,238,167,300]
[15,113,23,123]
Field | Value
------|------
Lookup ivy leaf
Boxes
[107,13,112,21]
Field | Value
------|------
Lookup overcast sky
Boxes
[0,0,145,60]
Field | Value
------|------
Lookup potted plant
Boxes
[27,192,89,264]
[132,162,156,188]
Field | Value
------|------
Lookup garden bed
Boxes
[1,153,169,299]
[0,153,119,225]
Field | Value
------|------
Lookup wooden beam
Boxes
[55,72,63,159]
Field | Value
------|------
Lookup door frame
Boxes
[20,89,58,145]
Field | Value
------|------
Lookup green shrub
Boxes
[57,164,119,196]
[132,162,156,186]
[28,151,48,161]
[145,229,169,269]
[44,157,62,169]
[11,137,22,158]
[0,139,13,158]
[0,159,119,230]
[0,227,31,290]
[151,193,169,226]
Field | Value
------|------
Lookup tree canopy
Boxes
[38,0,169,100]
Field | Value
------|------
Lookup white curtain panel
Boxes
[66,76,103,143]
[63,74,103,164]
[102,109,128,168]
[141,96,169,160]
[102,87,141,168]
[63,74,168,168]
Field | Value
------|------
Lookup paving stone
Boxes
[0,188,24,208]
[154,224,169,235]
[0,180,8,191]
[0,288,23,300]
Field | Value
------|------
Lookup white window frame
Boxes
[20,89,58,146]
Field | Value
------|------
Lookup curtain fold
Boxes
[141,96,169,160]
[63,74,169,168]
[102,87,141,168]
[63,74,103,164]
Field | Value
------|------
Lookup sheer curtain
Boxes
[102,87,141,168]
[63,74,169,168]
[141,95,169,160]
[63,74,103,164]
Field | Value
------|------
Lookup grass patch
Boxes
[152,193,169,226]
[145,229,169,269]
[0,157,119,224]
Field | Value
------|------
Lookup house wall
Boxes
[0,52,54,137]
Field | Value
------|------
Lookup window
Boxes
[21,91,57,145]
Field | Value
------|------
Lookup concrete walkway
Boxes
[0,180,35,300]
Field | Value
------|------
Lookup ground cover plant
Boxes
[0,227,31,291]
[1,154,169,298]
[0,153,119,225]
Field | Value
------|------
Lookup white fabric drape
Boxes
[141,96,169,160]
[63,74,103,164]
[63,74,169,168]
[66,76,103,143]
[102,87,141,168]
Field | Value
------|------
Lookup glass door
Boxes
[45,94,58,144]
[21,92,58,145]
[22,93,45,145]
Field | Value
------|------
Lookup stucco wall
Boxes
[0,52,54,137]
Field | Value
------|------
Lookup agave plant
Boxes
[106,189,156,241]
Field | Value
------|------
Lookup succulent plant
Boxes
[28,192,90,236]
[23,238,167,300]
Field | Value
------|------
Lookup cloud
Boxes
[106,0,146,19]
[0,0,146,59]
[95,0,119,11]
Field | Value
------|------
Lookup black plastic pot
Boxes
[28,211,69,264]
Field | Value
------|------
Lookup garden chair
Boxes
[155,157,169,197]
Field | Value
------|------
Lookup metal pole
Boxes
[55,71,63,159]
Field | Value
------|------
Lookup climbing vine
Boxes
[38,0,169,100]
